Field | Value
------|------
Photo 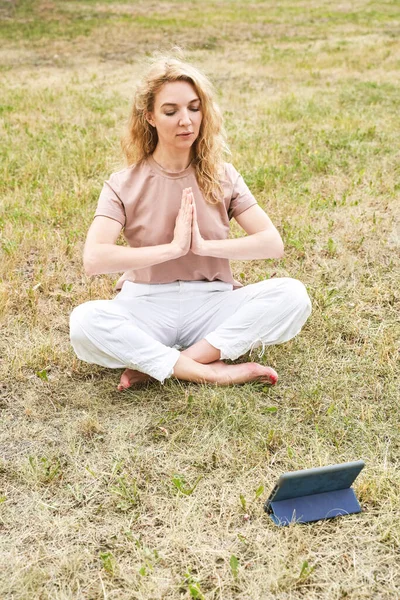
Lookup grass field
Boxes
[1,0,399,598]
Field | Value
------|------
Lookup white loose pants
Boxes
[70,278,311,383]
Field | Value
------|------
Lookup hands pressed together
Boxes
[172,187,205,257]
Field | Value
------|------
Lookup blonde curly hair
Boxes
[121,48,230,205]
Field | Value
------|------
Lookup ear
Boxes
[145,112,155,128]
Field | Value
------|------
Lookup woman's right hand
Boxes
[172,188,193,256]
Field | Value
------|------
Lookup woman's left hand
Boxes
[190,191,206,255]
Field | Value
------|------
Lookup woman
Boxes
[70,51,311,390]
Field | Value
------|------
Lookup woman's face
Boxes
[147,80,203,151]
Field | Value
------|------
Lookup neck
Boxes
[152,147,192,173]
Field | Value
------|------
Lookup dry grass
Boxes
[1,1,399,598]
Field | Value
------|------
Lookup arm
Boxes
[85,187,193,276]
[83,216,183,276]
[192,204,284,260]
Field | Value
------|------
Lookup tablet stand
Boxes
[269,487,362,526]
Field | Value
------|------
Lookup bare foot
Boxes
[117,368,154,391]
[207,361,278,386]
[118,360,278,390]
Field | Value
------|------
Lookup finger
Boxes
[185,191,192,210]
[182,200,189,219]
[186,191,192,211]
[190,198,195,221]
[185,193,191,216]
[184,198,191,221]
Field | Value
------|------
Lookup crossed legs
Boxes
[118,338,278,390]
[70,278,311,389]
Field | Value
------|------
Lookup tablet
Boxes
[264,460,365,525]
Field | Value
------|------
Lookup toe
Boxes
[118,370,132,391]
[263,367,278,385]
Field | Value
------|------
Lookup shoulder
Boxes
[106,160,150,192]
[221,162,241,182]
[219,162,243,193]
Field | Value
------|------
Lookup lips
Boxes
[178,132,193,136]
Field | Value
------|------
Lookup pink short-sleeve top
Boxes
[94,155,258,290]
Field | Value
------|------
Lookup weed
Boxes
[230,555,240,580]
[171,473,203,496]
[28,456,62,485]
[99,551,116,576]
[109,475,140,511]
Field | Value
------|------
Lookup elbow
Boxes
[265,232,284,259]
[84,261,96,278]
[83,250,98,277]
[274,240,285,259]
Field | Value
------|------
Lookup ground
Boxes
[0,1,399,598]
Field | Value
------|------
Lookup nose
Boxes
[179,109,192,126]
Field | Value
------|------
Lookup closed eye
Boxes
[165,108,201,116]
